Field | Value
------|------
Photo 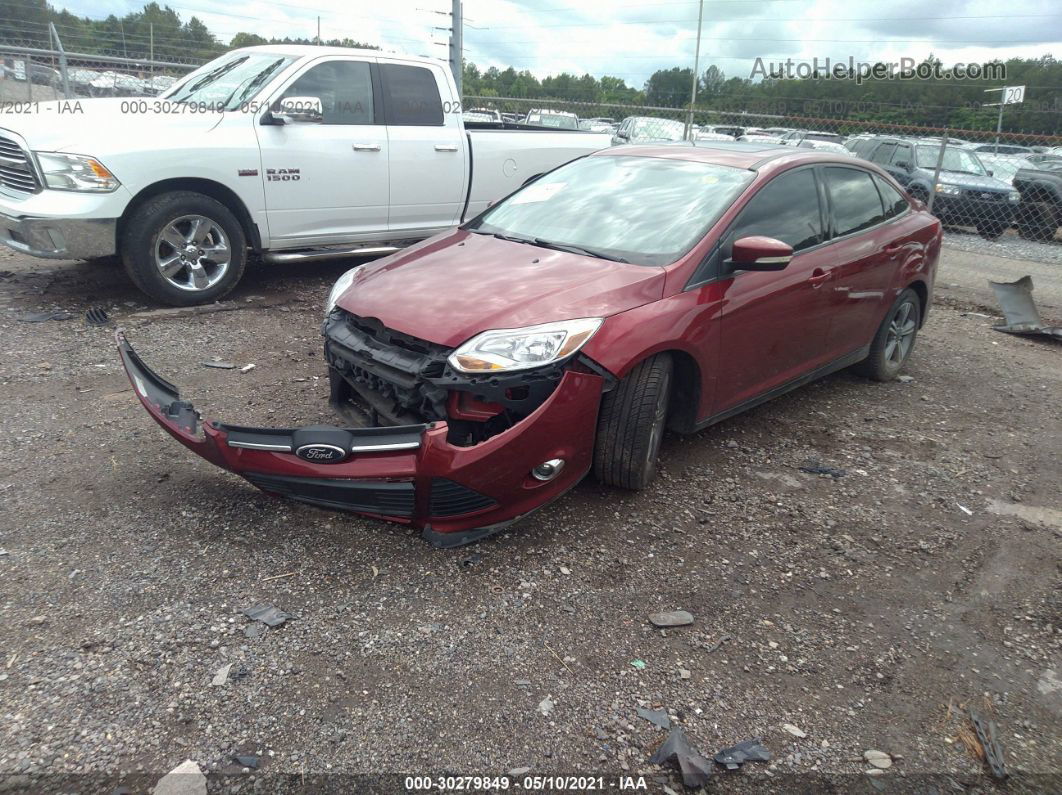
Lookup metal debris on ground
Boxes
[969,709,1008,780]
[242,604,292,628]
[637,707,672,730]
[714,738,772,770]
[799,462,847,478]
[18,310,72,322]
[649,725,715,788]
[988,275,1062,340]
[649,610,694,628]
[201,360,236,370]
[84,307,110,327]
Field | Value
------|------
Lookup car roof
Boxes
[233,44,428,62]
[595,143,865,171]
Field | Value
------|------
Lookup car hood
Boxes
[335,229,666,348]
[0,98,221,152]
[936,170,1013,191]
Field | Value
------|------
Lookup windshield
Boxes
[466,154,754,265]
[916,146,988,175]
[164,53,294,109]
[633,118,686,141]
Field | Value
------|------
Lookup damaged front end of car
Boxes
[117,323,608,547]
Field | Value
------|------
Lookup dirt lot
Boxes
[0,245,1059,793]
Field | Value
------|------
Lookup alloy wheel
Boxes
[884,300,917,366]
[154,215,231,292]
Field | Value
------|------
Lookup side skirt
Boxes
[692,345,870,433]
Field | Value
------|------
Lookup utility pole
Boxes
[685,0,704,140]
[450,0,463,98]
[49,22,70,99]
[316,16,321,45]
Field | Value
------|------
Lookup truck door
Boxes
[378,59,467,233]
[255,56,389,244]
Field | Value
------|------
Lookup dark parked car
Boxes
[848,136,1019,238]
[119,144,940,546]
[981,155,1062,240]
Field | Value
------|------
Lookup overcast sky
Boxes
[62,0,1062,87]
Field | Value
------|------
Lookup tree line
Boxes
[1,1,1059,134]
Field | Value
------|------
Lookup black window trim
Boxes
[379,61,446,127]
[684,162,829,291]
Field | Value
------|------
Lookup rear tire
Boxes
[977,221,1007,240]
[120,191,246,306]
[1017,202,1057,241]
[593,353,672,490]
[854,288,921,382]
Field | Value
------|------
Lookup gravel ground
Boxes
[0,247,1059,793]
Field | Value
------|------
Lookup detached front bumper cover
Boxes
[116,332,604,546]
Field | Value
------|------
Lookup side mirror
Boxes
[270,96,323,125]
[894,160,912,171]
[726,236,794,272]
[615,130,630,141]
[986,169,994,177]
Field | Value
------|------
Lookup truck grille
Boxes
[0,133,39,195]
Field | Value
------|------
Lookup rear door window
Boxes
[381,64,444,126]
[825,167,886,236]
[873,175,909,220]
[869,142,897,166]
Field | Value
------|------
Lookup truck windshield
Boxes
[467,155,753,266]
[915,146,988,176]
[163,54,294,109]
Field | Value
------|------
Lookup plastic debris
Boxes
[989,275,1062,339]
[630,659,647,670]
[242,604,292,627]
[649,610,694,628]
[153,759,207,795]
[538,695,554,716]
[714,738,772,770]
[233,754,260,770]
[782,723,807,738]
[649,725,714,788]
[637,707,672,730]
[458,552,482,569]
[970,709,1008,780]
[799,462,847,478]
[201,361,236,370]
[85,307,110,327]
[240,363,256,373]
[210,663,232,687]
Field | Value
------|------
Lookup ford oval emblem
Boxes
[295,443,347,463]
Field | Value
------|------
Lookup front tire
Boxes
[854,288,921,382]
[120,191,247,306]
[593,353,672,490]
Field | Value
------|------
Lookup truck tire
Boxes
[1016,202,1057,241]
[593,353,672,490]
[120,191,247,306]
[853,288,921,382]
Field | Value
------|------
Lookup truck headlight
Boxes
[325,268,357,314]
[34,152,120,192]
[449,318,603,373]
[934,183,962,196]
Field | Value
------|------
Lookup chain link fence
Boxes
[470,95,1062,263]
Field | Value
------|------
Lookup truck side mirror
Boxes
[268,96,323,125]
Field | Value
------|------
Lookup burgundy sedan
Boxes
[119,143,940,546]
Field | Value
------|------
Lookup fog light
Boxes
[532,458,565,482]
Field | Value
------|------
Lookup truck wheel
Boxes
[593,353,672,490]
[854,288,921,382]
[1017,203,1057,241]
[976,221,1007,240]
[120,191,246,306]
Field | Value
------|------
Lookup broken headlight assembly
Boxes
[448,317,602,373]
[325,267,358,314]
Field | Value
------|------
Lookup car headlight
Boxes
[449,318,603,373]
[1008,191,1021,202]
[34,152,119,192]
[934,183,962,196]
[325,268,358,314]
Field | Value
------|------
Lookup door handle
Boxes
[434,144,459,152]
[808,268,830,287]
[883,242,903,255]
[352,143,381,152]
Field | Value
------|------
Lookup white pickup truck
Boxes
[0,45,611,304]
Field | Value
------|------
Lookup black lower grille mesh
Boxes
[245,473,415,517]
[429,478,496,517]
